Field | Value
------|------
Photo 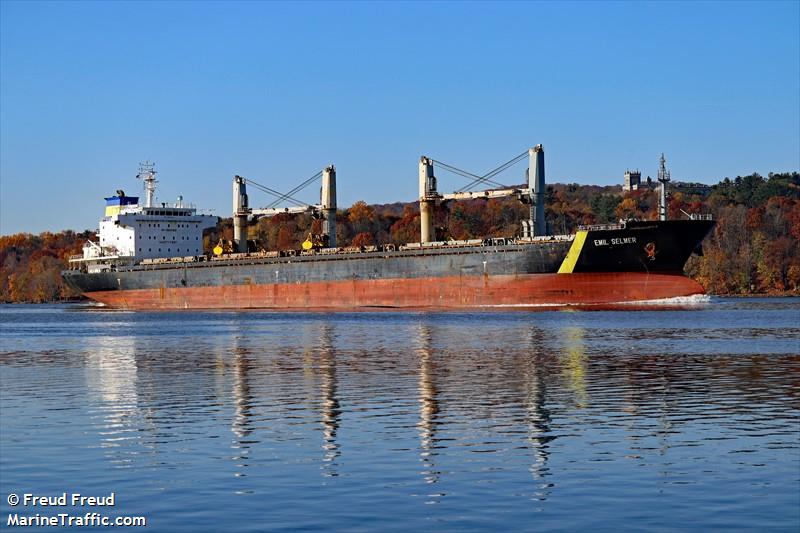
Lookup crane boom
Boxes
[250,205,319,217]
[441,188,525,201]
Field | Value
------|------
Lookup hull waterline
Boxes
[81,272,706,310]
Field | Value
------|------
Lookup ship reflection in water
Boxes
[310,324,341,477]
[415,324,441,495]
[83,335,145,467]
[0,300,798,532]
[524,326,555,500]
[229,338,255,485]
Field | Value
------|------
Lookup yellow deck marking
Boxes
[557,231,588,274]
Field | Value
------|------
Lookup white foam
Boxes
[479,302,569,308]
[478,294,712,308]
[611,294,712,306]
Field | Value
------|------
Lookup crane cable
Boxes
[429,150,528,193]
[244,178,309,208]
[455,150,528,193]
[430,159,507,189]
[266,170,323,209]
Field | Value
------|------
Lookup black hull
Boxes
[570,220,714,273]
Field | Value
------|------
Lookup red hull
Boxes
[84,272,706,310]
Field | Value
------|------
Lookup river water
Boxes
[1,298,798,531]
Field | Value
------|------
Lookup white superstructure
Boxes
[72,164,218,267]
[99,202,217,260]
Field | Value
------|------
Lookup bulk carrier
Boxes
[63,147,715,310]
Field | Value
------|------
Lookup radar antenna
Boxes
[136,161,158,208]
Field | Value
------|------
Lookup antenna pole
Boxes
[136,161,158,207]
[657,153,670,221]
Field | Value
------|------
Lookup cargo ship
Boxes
[63,148,715,310]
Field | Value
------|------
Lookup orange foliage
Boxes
[351,232,375,247]
[0,230,93,302]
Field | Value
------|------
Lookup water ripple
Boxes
[1,299,798,532]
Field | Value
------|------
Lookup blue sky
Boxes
[1,0,798,234]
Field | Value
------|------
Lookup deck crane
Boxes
[418,145,546,243]
[232,166,337,253]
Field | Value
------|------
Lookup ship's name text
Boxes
[593,237,637,246]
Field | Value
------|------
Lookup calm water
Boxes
[1,299,799,532]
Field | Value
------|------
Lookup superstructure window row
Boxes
[143,210,192,216]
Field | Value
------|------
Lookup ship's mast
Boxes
[136,161,158,208]
[418,156,438,244]
[321,166,337,248]
[657,153,670,221]
[529,145,546,237]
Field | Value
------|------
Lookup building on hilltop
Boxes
[623,169,641,191]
